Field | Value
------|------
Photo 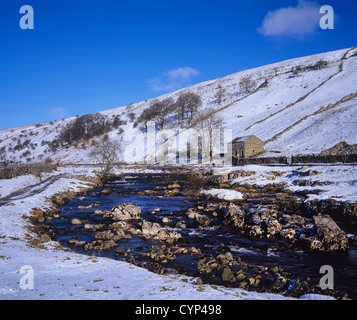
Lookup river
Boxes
[45,173,357,298]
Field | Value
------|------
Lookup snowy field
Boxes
[0,165,337,300]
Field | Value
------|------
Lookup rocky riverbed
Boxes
[35,172,357,299]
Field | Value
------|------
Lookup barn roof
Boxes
[232,135,256,143]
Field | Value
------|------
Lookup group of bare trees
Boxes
[137,91,203,129]
[57,112,125,149]
[137,97,176,129]
[175,91,202,122]
[133,89,229,163]
[58,113,106,146]
[192,107,225,162]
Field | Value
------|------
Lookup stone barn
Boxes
[232,135,264,159]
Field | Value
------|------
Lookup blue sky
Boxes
[0,0,356,129]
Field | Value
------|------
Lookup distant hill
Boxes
[1,46,356,165]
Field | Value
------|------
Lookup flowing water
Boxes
[45,174,357,298]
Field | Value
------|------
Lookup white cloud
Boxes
[258,0,321,39]
[47,107,68,119]
[166,67,200,82]
[148,67,200,92]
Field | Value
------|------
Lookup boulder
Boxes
[285,279,310,298]
[104,203,141,221]
[115,247,127,256]
[217,252,234,265]
[223,203,246,228]
[84,239,118,252]
[197,257,218,275]
[246,211,262,225]
[40,233,52,243]
[157,229,183,244]
[244,205,281,239]
[110,221,131,232]
[37,225,56,242]
[102,240,118,251]
[248,224,264,238]
[312,215,349,251]
[343,202,357,218]
[167,183,180,189]
[175,220,186,228]
[186,209,211,227]
[71,218,83,225]
[78,204,93,210]
[94,209,105,215]
[186,209,200,220]
[95,229,125,242]
[266,218,282,238]
[267,275,289,294]
[142,220,162,236]
[279,227,297,241]
[188,247,201,255]
[84,223,104,231]
[195,214,211,227]
[164,189,180,197]
[166,231,183,244]
[95,230,114,240]
[279,214,306,226]
[235,270,246,282]
[157,229,170,241]
[246,205,279,225]
[221,267,234,282]
[142,220,183,244]
[148,246,176,264]
[162,217,172,224]
[346,233,357,245]
[304,238,325,251]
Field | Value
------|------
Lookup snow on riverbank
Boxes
[0,166,334,300]
[201,188,244,201]
[231,164,357,203]
[0,175,44,198]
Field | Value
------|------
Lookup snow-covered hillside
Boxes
[1,46,356,164]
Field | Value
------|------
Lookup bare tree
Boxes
[214,87,226,105]
[193,107,224,162]
[239,75,257,93]
[89,137,121,179]
[174,91,202,123]
[137,106,155,129]
[137,97,176,129]
[150,97,175,129]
